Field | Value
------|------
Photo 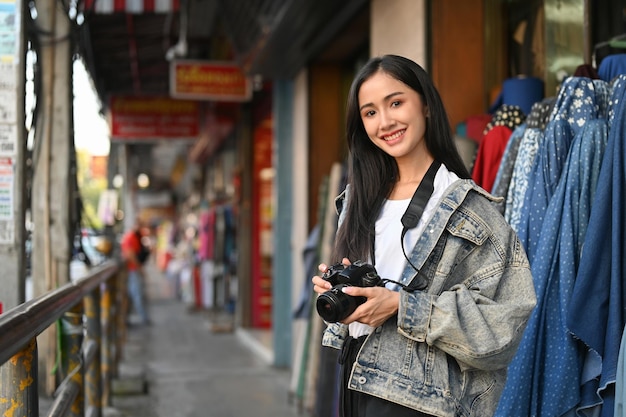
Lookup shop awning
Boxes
[78,0,368,104]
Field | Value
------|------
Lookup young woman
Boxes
[312,55,536,417]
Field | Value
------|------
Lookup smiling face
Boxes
[358,70,430,164]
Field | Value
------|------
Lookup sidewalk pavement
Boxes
[103,262,303,417]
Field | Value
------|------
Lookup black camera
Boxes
[315,261,384,323]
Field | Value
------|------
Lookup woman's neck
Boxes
[396,153,434,182]
[388,154,435,200]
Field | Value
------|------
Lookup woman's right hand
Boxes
[312,263,331,295]
[311,258,351,295]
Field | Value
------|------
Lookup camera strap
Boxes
[401,160,441,232]
[398,160,441,291]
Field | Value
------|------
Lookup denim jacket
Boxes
[322,179,536,417]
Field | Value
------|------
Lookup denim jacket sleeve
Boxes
[396,186,536,372]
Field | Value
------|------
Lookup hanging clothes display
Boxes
[495,75,625,417]
[197,204,215,308]
[222,205,237,312]
[222,205,236,273]
[503,98,555,230]
[472,104,525,192]
[496,119,608,417]
[492,98,554,214]
[197,203,214,262]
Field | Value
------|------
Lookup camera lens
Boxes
[316,285,360,323]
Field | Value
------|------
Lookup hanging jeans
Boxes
[128,269,149,324]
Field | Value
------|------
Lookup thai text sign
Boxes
[109,96,199,140]
[170,60,252,102]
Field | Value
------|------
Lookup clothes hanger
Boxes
[593,34,626,68]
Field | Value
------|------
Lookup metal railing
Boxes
[0,260,126,417]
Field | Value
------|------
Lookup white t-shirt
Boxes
[349,164,459,337]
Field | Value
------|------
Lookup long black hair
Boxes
[332,54,471,264]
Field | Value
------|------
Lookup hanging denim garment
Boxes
[568,74,626,417]
[504,126,544,230]
[537,119,607,417]
[495,117,608,417]
[515,77,609,262]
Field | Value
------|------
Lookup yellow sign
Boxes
[170,60,252,102]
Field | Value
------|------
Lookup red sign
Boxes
[170,60,252,102]
[109,96,199,140]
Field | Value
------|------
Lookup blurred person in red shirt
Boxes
[121,218,151,325]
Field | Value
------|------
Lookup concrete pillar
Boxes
[272,79,294,367]
[370,0,427,66]
[31,0,74,394]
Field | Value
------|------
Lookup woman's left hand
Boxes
[340,286,400,328]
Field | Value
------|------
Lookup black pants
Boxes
[339,335,432,417]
